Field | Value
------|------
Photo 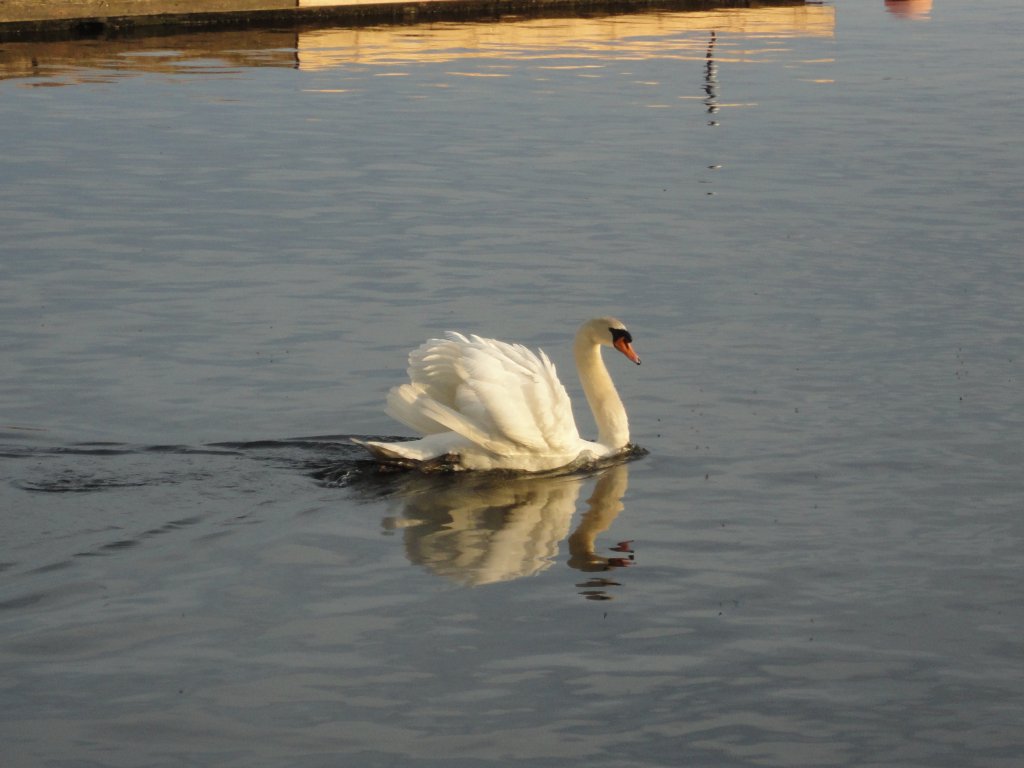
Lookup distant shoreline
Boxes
[1,0,809,42]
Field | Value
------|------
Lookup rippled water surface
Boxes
[2,2,1023,766]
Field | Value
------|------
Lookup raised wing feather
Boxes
[385,331,580,457]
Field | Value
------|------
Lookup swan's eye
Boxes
[610,328,632,344]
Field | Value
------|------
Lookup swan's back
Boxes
[386,332,580,458]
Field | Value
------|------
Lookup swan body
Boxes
[357,317,641,472]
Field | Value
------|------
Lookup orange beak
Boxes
[613,337,641,365]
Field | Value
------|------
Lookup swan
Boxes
[355,317,641,472]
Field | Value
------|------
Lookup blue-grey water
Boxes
[2,2,1023,766]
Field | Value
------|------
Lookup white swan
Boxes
[356,317,641,472]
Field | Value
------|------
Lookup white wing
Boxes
[385,332,581,457]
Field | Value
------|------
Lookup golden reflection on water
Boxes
[0,5,834,84]
[298,6,834,70]
[381,462,632,596]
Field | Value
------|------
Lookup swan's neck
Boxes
[574,335,630,450]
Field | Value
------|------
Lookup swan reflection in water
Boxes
[380,462,634,595]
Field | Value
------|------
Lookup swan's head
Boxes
[581,317,641,365]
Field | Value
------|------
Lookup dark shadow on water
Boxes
[313,439,648,490]
[4,434,370,493]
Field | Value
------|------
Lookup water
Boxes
[2,2,1023,765]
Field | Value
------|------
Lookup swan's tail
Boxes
[352,436,462,471]
[351,437,409,462]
